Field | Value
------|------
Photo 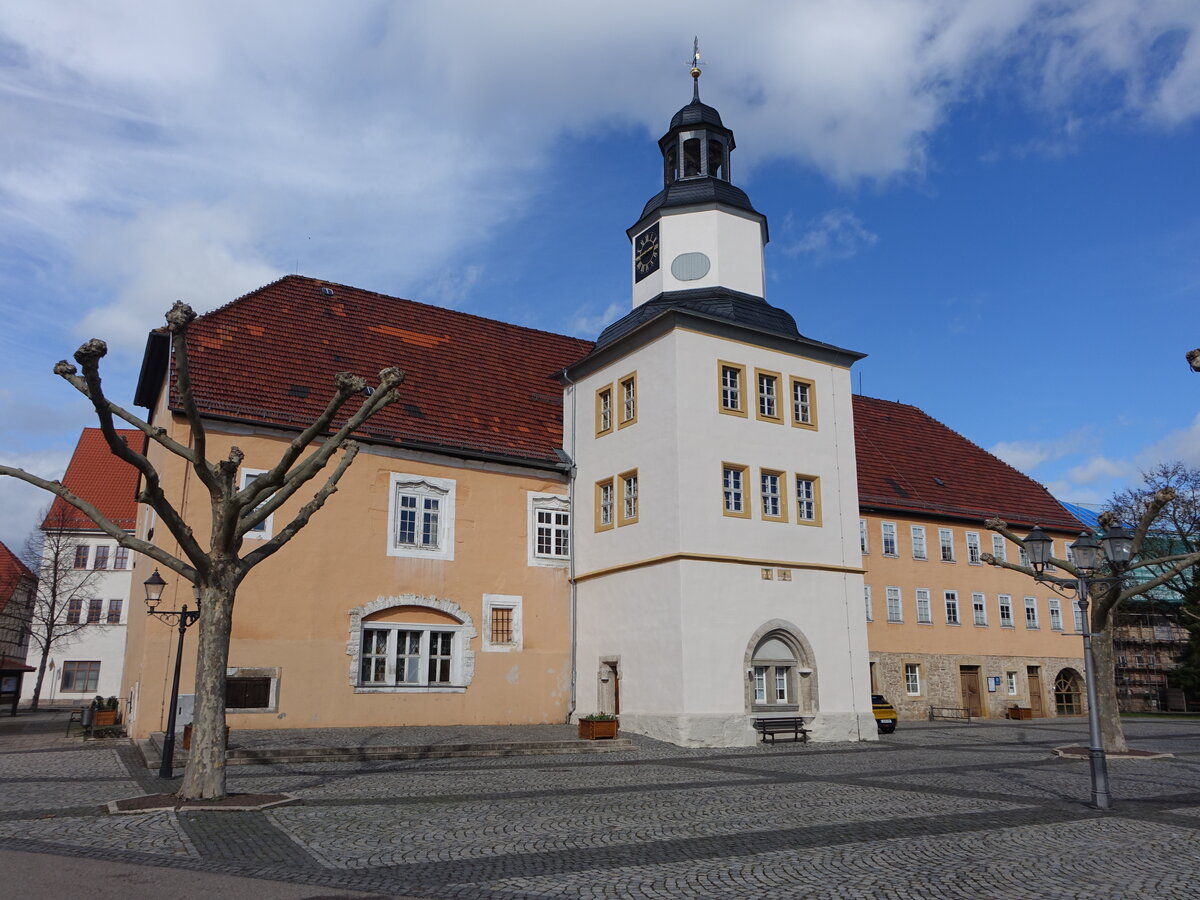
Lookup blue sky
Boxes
[1,1,1198,550]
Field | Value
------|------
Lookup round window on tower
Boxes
[670,252,711,281]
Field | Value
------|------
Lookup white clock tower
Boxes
[629,55,767,307]
[564,49,875,747]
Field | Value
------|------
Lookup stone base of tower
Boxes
[615,711,879,748]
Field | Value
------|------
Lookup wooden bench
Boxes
[754,716,811,744]
[928,706,972,723]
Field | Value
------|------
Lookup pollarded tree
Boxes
[0,302,403,799]
[22,504,103,710]
[983,475,1200,753]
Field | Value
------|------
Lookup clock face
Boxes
[633,224,660,282]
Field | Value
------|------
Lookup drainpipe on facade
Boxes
[559,372,579,725]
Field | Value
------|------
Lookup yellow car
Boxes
[872,694,898,734]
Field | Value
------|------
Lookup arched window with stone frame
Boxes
[744,621,817,715]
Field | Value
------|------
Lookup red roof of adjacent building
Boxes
[43,428,143,532]
[853,395,1082,532]
[160,276,595,466]
[0,540,35,614]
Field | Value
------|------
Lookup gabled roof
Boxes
[0,540,35,613]
[853,395,1083,532]
[44,428,143,532]
[140,276,594,467]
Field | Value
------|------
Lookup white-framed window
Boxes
[992,534,1007,562]
[388,473,455,560]
[791,377,816,428]
[596,479,615,531]
[620,470,639,525]
[916,588,932,624]
[1006,671,1018,695]
[359,625,463,687]
[483,594,523,652]
[966,532,982,565]
[756,370,780,421]
[596,385,613,435]
[761,470,784,521]
[939,528,955,562]
[881,522,898,556]
[619,373,637,427]
[754,666,767,703]
[1066,544,1076,566]
[1024,596,1039,629]
[1045,539,1058,571]
[972,592,987,626]
[905,663,921,696]
[795,476,819,523]
[723,464,749,516]
[721,364,743,412]
[240,468,274,540]
[999,594,1014,627]
[1073,599,1085,633]
[529,493,569,566]
[864,585,873,622]
[1048,598,1063,631]
[911,526,927,560]
[859,519,869,554]
[945,590,960,625]
[886,586,903,623]
[1019,545,1030,567]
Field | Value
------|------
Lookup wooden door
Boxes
[1027,667,1044,717]
[959,667,983,717]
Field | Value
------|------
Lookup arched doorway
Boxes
[1054,668,1084,716]
[743,621,816,715]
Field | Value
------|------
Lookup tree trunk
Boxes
[1090,616,1128,754]
[29,642,51,711]
[177,580,235,800]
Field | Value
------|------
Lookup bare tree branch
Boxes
[239,368,404,535]
[240,440,361,569]
[0,465,195,582]
[166,303,218,494]
[64,340,209,570]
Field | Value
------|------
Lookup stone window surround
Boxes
[225,666,281,714]
[347,594,477,693]
[742,619,818,716]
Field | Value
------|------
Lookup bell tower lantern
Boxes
[628,41,768,308]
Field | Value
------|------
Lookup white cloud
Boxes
[1136,412,1200,469]
[569,301,626,339]
[990,430,1091,472]
[1,0,1197,347]
[0,447,73,553]
[1065,455,1136,486]
[786,209,879,261]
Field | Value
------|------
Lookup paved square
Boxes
[2,718,1199,898]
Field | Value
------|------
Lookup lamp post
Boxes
[143,569,201,779]
[1023,524,1132,810]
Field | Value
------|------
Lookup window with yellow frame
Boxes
[790,377,817,430]
[794,474,821,526]
[618,372,637,427]
[595,478,615,531]
[595,384,613,436]
[718,361,747,417]
[619,469,639,525]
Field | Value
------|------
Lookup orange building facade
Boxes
[855,397,1087,721]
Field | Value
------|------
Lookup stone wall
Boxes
[870,651,1086,721]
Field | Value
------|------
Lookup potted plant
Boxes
[578,713,619,740]
[93,696,119,729]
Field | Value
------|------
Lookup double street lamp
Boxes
[1023,524,1133,810]
[143,570,201,779]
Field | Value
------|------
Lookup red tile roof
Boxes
[0,540,35,614]
[853,395,1083,532]
[44,428,143,532]
[168,276,594,466]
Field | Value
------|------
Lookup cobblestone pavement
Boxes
[2,714,1200,898]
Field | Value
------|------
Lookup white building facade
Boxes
[565,77,874,746]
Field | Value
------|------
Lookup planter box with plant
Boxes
[578,714,619,740]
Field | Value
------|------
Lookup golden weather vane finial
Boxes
[690,36,704,101]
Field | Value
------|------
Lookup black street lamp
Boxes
[143,570,201,780]
[1024,524,1132,810]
